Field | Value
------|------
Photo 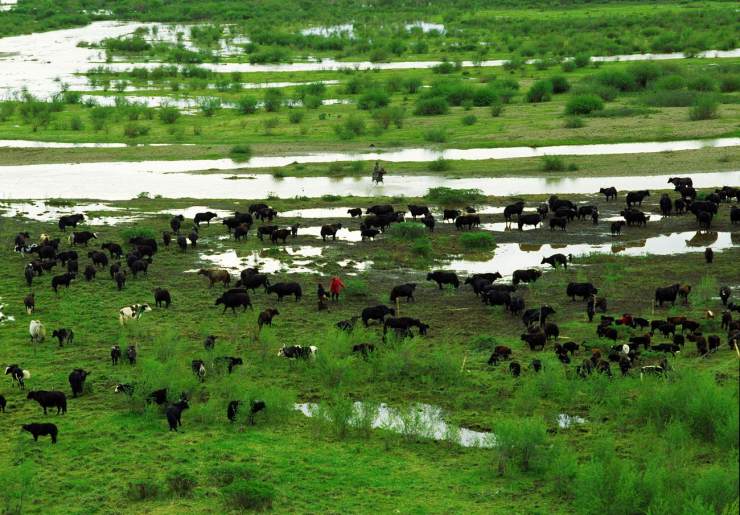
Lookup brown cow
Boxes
[198,268,231,288]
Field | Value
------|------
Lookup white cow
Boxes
[119,303,152,325]
[29,320,45,343]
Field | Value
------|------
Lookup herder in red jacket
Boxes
[329,276,345,302]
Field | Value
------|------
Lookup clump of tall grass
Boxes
[459,231,495,250]
[689,95,719,121]
[492,416,547,474]
[425,187,484,205]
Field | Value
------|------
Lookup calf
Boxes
[257,308,279,330]
[119,303,152,324]
[101,242,123,258]
[361,305,396,326]
[214,356,243,373]
[320,223,342,241]
[111,345,121,365]
[154,287,171,308]
[69,231,97,246]
[27,390,67,414]
[5,365,30,389]
[166,399,190,432]
[22,423,58,444]
[541,253,569,268]
[51,273,75,293]
[198,268,231,288]
[51,328,74,347]
[191,360,206,382]
[68,369,89,397]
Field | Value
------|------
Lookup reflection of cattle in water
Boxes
[686,231,718,247]
[371,162,386,184]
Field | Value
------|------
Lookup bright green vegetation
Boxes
[0,59,738,152]
[0,189,737,512]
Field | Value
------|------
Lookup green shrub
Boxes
[564,116,584,128]
[461,114,477,126]
[493,417,547,474]
[70,115,83,131]
[472,87,498,106]
[389,222,426,241]
[596,69,636,91]
[414,96,449,115]
[550,75,570,94]
[236,95,258,114]
[689,95,719,121]
[429,158,451,172]
[424,128,447,143]
[719,74,739,93]
[263,88,283,112]
[223,479,275,511]
[372,106,404,129]
[425,187,484,205]
[334,115,366,139]
[561,60,576,73]
[230,144,252,160]
[320,194,341,202]
[262,117,279,134]
[403,77,423,94]
[288,110,304,124]
[123,123,150,138]
[490,103,504,117]
[525,80,553,103]
[573,53,591,68]
[687,76,716,92]
[343,278,369,298]
[166,472,197,498]
[158,106,180,124]
[565,94,604,115]
[628,61,662,89]
[459,232,495,250]
[357,89,390,110]
[654,74,686,91]
[0,102,16,121]
[642,89,696,107]
[198,97,221,117]
[432,59,456,74]
[541,156,566,172]
[411,237,432,257]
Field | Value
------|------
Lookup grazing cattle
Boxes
[443,209,461,222]
[69,231,97,246]
[194,211,217,226]
[352,343,376,357]
[626,190,650,207]
[234,223,250,241]
[367,204,394,216]
[483,289,510,308]
[227,400,240,422]
[363,212,403,232]
[5,365,31,389]
[215,356,243,373]
[101,242,123,258]
[29,320,45,343]
[518,213,542,231]
[597,325,618,341]
[246,400,266,425]
[348,208,362,217]
[655,284,680,307]
[51,273,74,293]
[469,277,492,296]
[678,284,692,304]
[688,200,718,216]
[512,269,542,285]
[257,225,278,241]
[470,272,503,284]
[549,217,567,231]
[191,360,206,382]
[731,206,740,224]
[696,211,712,229]
[166,399,190,432]
[566,282,597,301]
[188,231,199,248]
[66,259,79,276]
[544,322,559,340]
[521,330,546,351]
[57,251,78,266]
[177,235,188,251]
[58,214,84,231]
[51,328,74,347]
[320,223,342,241]
[27,390,67,415]
[258,308,280,330]
[154,288,171,308]
[554,208,576,222]
[147,389,168,405]
[24,264,34,287]
[599,187,617,201]
[109,261,121,280]
[278,345,317,359]
[426,271,460,290]
[129,259,148,278]
[24,293,35,315]
[652,343,680,355]
[336,317,359,332]
[541,253,570,268]
[83,265,96,281]
[270,228,291,244]
[487,345,512,365]
[266,282,302,302]
[421,214,435,232]
[88,250,108,268]
[361,305,396,326]
[22,423,58,444]
[509,362,521,377]
[255,207,278,222]
[68,369,89,397]
[111,345,121,365]
[216,289,252,313]
[407,205,431,219]
[198,268,231,288]
[383,317,428,336]
[455,214,480,230]
[610,221,626,236]
[204,335,217,350]
[170,215,185,234]
[115,271,127,291]
[118,303,152,325]
[503,201,525,222]
[577,205,598,220]
[508,296,525,315]
[361,228,380,240]
[621,209,649,227]
[390,283,417,302]
[237,271,270,293]
[659,194,672,216]
[126,346,137,365]
[704,247,713,264]
[629,334,651,350]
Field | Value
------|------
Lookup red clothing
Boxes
[329,277,345,295]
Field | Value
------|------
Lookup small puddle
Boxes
[299,225,364,242]
[189,249,318,274]
[155,205,234,220]
[295,402,494,448]
[0,200,143,225]
[443,231,735,277]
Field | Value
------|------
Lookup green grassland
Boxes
[0,189,737,513]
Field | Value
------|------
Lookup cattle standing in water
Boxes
[659,194,672,216]
[407,205,431,219]
[503,201,525,223]
[443,209,461,222]
[426,271,460,290]
[22,423,58,444]
[347,208,362,217]
[549,217,568,231]
[541,253,570,269]
[455,214,480,230]
[626,190,650,207]
[610,221,626,236]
